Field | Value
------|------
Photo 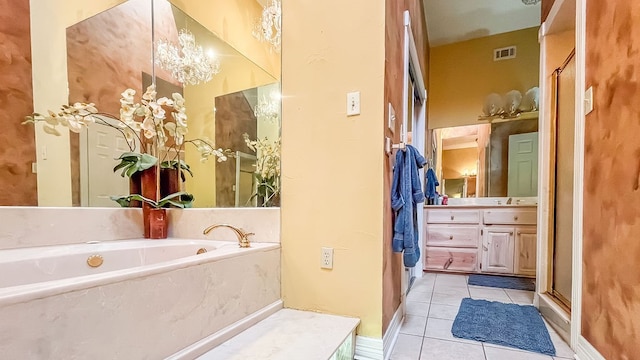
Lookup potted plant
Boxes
[243,133,281,207]
[111,191,194,239]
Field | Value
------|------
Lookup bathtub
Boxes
[0,239,281,359]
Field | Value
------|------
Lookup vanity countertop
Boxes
[424,204,537,209]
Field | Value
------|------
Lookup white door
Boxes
[83,125,131,207]
[482,227,515,273]
[507,132,539,197]
[515,226,537,276]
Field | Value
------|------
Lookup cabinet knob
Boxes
[517,231,522,235]
[449,235,454,240]
[483,245,488,251]
[450,215,454,220]
[514,216,519,221]
[510,231,514,235]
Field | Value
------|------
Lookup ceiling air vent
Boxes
[494,46,517,61]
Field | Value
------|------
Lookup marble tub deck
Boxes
[198,309,360,360]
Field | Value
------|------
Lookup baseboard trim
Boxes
[383,305,404,359]
[575,336,605,360]
[354,305,404,360]
[354,336,383,360]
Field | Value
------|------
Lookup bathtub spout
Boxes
[203,224,254,248]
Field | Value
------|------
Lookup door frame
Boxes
[401,10,427,284]
[536,0,587,350]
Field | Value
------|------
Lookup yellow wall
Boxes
[429,27,540,129]
[281,0,385,338]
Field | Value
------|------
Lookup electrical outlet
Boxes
[321,247,333,269]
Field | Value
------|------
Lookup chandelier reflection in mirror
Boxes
[252,0,281,52]
[254,91,280,123]
[521,0,541,4]
[156,29,221,86]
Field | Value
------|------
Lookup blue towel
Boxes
[425,167,439,203]
[391,144,426,267]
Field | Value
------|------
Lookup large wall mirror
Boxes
[434,115,539,199]
[4,0,280,208]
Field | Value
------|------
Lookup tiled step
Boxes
[197,309,360,360]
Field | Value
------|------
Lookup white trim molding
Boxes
[571,0,587,350]
[354,336,383,360]
[354,305,404,360]
[575,336,606,360]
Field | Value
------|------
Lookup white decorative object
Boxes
[505,90,523,115]
[483,93,504,116]
[254,91,281,123]
[521,87,540,111]
[156,29,221,85]
[253,0,281,53]
[522,0,541,5]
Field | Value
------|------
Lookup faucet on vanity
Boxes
[203,224,254,248]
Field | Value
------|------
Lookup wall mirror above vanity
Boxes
[2,0,281,209]
[433,115,539,201]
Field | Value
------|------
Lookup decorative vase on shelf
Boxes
[129,171,143,208]
[140,166,166,239]
[146,208,168,239]
[160,167,181,199]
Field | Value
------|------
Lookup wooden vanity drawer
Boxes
[424,247,478,272]
[426,209,480,224]
[426,225,479,248]
[483,209,537,225]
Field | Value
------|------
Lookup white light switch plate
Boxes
[585,86,594,115]
[347,91,360,116]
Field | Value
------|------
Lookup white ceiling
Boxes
[424,0,541,47]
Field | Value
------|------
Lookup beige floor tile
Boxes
[407,289,432,303]
[431,292,467,306]
[505,289,535,304]
[428,303,461,321]
[406,300,431,317]
[424,318,479,345]
[390,334,423,360]
[419,338,485,360]
[468,287,513,303]
[433,283,470,296]
[399,315,427,337]
[484,345,553,360]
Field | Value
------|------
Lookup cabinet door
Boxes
[482,228,515,273]
[515,226,537,276]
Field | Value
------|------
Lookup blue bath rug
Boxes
[468,274,535,291]
[452,298,556,356]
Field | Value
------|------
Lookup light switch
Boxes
[347,91,360,116]
[585,86,594,115]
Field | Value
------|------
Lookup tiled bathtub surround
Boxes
[0,242,281,359]
[0,207,280,250]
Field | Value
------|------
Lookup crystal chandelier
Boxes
[252,0,281,52]
[254,92,280,123]
[522,0,541,4]
[156,29,221,86]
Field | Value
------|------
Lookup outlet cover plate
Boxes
[321,247,333,269]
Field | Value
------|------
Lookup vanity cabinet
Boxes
[424,206,537,277]
[424,209,481,272]
[481,228,514,273]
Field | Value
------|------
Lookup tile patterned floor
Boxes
[391,273,575,360]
